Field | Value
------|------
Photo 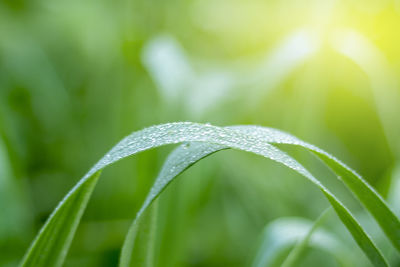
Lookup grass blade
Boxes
[323,192,387,267]
[280,209,331,267]
[120,130,388,266]
[20,171,101,267]
[251,213,349,267]
[21,123,391,267]
[232,125,400,253]
[127,201,158,267]
[119,142,226,266]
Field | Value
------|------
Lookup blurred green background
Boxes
[1,0,400,266]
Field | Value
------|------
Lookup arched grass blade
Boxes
[232,125,400,253]
[120,141,387,266]
[20,123,391,267]
[22,122,299,267]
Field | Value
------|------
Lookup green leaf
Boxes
[280,209,331,267]
[119,126,388,267]
[128,201,158,267]
[251,212,350,267]
[231,125,400,253]
[21,123,393,267]
[323,192,387,267]
[20,171,101,267]
[119,142,226,267]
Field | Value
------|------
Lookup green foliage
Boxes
[1,1,400,266]
[280,209,331,267]
[251,210,350,267]
[20,123,398,267]
[20,172,101,267]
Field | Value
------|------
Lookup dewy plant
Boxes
[20,122,400,267]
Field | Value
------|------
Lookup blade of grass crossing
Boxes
[251,212,350,267]
[280,209,331,267]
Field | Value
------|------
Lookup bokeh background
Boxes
[1,0,400,266]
